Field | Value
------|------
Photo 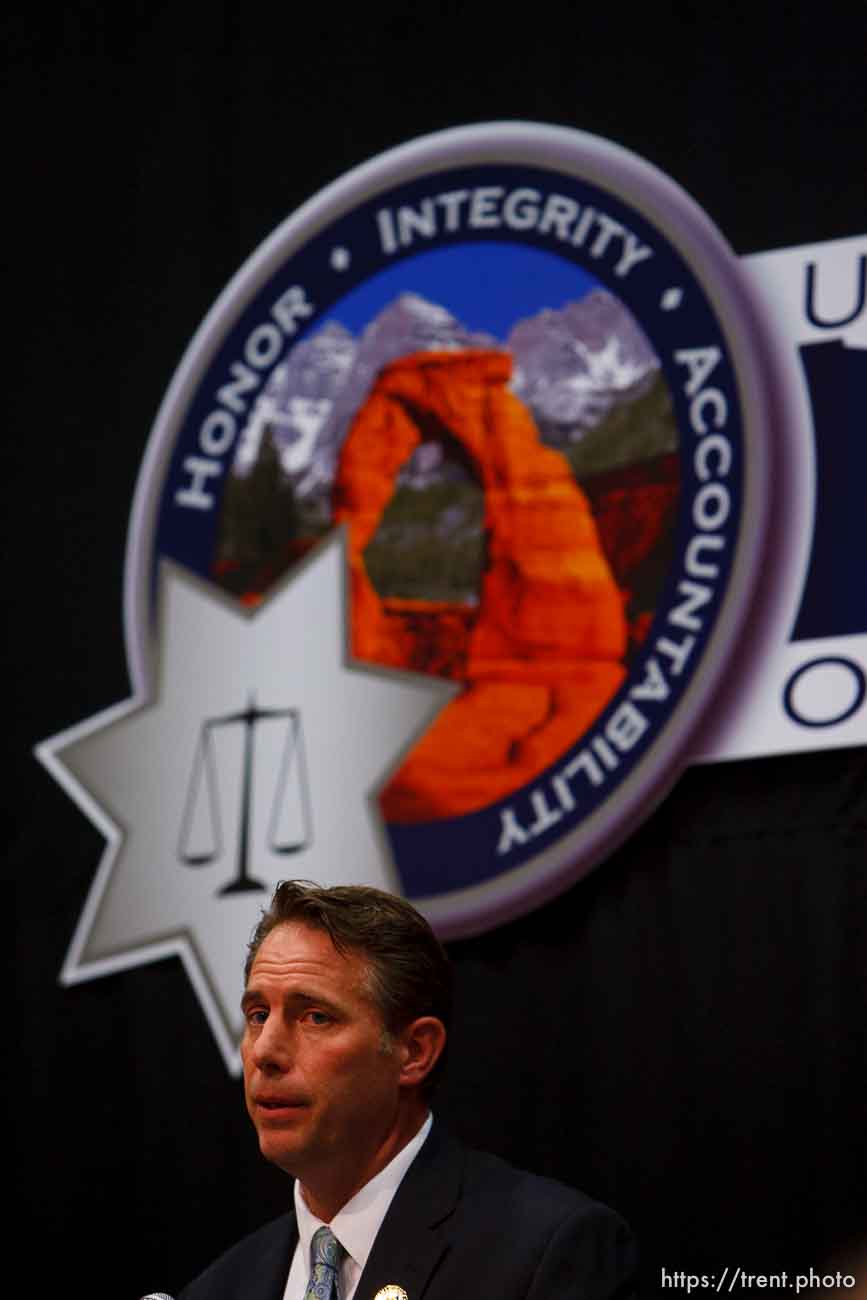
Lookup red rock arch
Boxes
[333,349,627,819]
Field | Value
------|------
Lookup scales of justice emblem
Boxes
[177,695,312,896]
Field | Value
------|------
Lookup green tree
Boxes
[215,427,304,596]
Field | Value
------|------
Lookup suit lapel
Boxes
[249,1211,299,1300]
[353,1125,463,1300]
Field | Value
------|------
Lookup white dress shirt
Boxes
[283,1113,432,1300]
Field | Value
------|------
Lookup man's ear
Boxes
[395,1016,447,1090]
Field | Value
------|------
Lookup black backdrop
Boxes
[11,6,867,1298]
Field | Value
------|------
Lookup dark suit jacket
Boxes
[179,1124,637,1299]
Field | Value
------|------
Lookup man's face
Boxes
[241,921,404,1187]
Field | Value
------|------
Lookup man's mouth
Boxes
[254,1096,309,1112]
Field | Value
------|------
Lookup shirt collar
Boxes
[294,1113,433,1275]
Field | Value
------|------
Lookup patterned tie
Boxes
[303,1225,344,1300]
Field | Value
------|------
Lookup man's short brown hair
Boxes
[245,880,453,1091]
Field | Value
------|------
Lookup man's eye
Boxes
[246,1009,267,1026]
[304,1010,332,1026]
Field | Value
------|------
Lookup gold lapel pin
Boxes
[373,1287,409,1300]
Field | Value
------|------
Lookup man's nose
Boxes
[251,1017,293,1071]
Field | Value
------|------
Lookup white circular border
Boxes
[124,121,786,939]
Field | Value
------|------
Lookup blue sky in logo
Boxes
[324,241,601,340]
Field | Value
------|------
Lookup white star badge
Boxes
[37,533,454,1072]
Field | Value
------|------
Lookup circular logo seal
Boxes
[126,122,776,939]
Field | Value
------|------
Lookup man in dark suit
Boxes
[180,881,637,1300]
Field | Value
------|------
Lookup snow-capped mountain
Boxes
[508,290,659,444]
[233,320,356,477]
[231,287,660,494]
[232,294,496,495]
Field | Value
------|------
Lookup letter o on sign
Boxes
[783,656,866,728]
